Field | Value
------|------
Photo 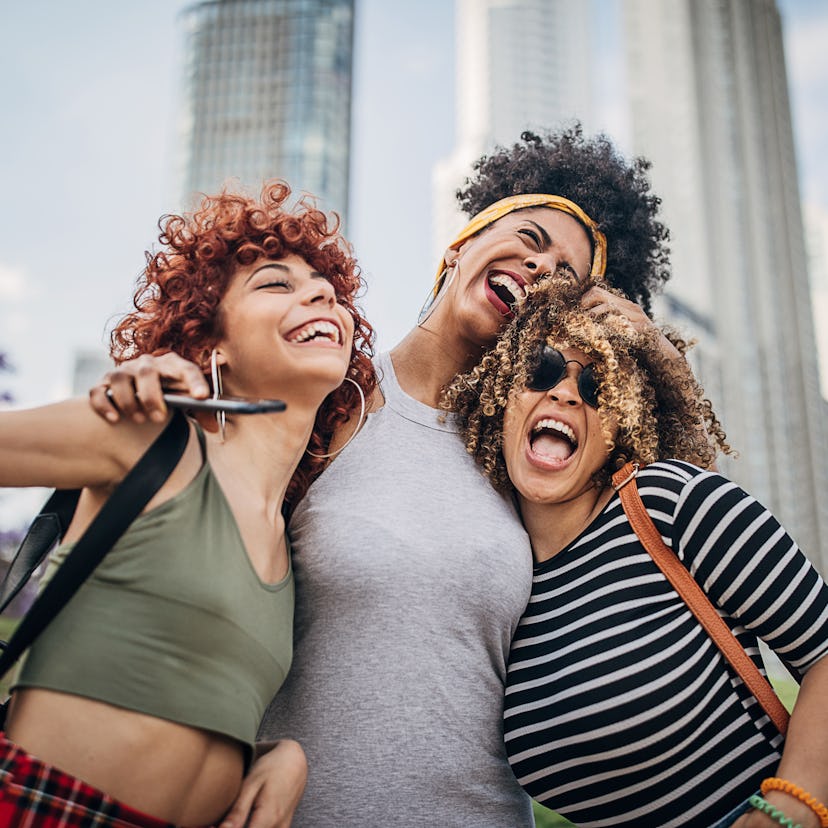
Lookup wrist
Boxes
[763,791,820,828]
[761,777,828,828]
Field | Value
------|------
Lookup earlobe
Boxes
[419,248,462,326]
[209,348,228,368]
[202,347,228,382]
[443,245,461,270]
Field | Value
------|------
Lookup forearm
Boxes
[740,656,828,828]
[769,656,828,823]
[0,398,167,490]
[0,399,118,488]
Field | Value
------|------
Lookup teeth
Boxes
[489,273,526,304]
[532,418,577,445]
[288,320,341,344]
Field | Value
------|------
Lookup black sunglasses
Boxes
[527,346,600,408]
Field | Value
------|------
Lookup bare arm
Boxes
[0,397,164,490]
[734,655,828,828]
[675,472,828,828]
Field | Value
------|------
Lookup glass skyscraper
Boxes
[432,0,592,259]
[179,0,354,217]
[623,0,828,569]
[431,0,827,572]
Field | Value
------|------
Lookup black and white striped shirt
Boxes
[504,460,828,827]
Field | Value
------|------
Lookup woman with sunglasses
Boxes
[88,125,680,826]
[444,276,828,828]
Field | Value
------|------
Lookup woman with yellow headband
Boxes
[88,125,675,826]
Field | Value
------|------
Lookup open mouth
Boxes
[486,271,527,314]
[286,319,342,345]
[529,418,578,463]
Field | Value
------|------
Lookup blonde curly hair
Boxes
[441,276,732,492]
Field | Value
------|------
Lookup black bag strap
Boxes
[0,410,191,679]
[0,489,80,612]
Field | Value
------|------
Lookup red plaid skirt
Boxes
[0,731,175,827]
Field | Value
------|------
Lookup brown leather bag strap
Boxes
[611,461,790,736]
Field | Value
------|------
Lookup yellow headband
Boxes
[434,193,607,295]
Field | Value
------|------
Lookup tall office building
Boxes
[804,204,828,399]
[72,350,113,397]
[622,0,828,569]
[178,0,355,217]
[432,0,593,256]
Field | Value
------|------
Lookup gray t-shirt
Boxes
[259,351,535,826]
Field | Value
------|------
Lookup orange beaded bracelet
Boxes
[761,778,828,828]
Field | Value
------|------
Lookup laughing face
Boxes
[215,254,354,404]
[434,208,594,347]
[501,346,615,507]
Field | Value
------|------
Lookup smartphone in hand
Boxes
[162,394,286,414]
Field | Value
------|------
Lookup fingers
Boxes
[580,286,648,330]
[581,285,634,312]
[151,352,211,397]
[219,775,263,828]
[89,353,209,424]
[582,287,685,363]
[218,775,302,828]
[106,362,159,423]
[220,740,307,828]
[579,285,609,307]
[89,382,122,424]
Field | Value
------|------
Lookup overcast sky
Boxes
[0,0,825,525]
[0,0,455,410]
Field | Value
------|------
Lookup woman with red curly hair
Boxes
[0,180,374,828]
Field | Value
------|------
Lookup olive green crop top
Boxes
[15,424,294,762]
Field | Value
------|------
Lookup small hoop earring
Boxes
[306,377,366,459]
[210,348,226,443]
[417,261,459,326]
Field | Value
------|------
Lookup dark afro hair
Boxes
[456,123,670,315]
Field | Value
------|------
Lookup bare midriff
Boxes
[6,688,245,825]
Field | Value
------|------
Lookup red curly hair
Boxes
[110,179,375,512]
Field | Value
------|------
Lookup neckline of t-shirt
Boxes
[532,490,623,574]
[375,351,459,433]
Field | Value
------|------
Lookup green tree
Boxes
[533,802,576,827]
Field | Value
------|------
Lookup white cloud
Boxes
[0,264,28,301]
[781,9,828,209]
[0,487,49,531]
[0,309,32,337]
[784,13,828,78]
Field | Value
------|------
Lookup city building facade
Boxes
[432,0,593,257]
[178,0,354,217]
[622,0,828,570]
[432,0,827,572]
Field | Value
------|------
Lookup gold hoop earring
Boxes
[417,261,459,326]
[306,377,366,459]
[210,348,226,443]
